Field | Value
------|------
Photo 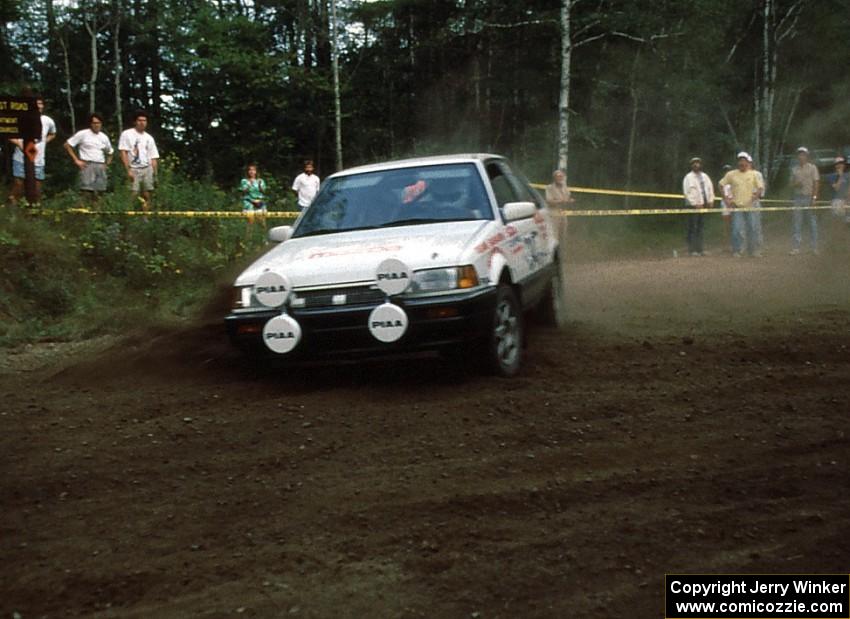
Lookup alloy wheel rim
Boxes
[494,299,519,368]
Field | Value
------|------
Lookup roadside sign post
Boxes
[0,96,41,204]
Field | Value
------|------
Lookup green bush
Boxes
[0,166,272,346]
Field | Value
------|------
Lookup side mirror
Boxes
[268,225,293,243]
[502,201,537,222]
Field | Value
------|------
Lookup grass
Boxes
[0,166,292,347]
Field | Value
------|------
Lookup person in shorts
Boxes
[64,112,113,204]
[240,163,268,234]
[7,95,56,206]
[118,110,159,212]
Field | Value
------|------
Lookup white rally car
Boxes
[225,154,566,376]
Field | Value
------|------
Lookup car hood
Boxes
[234,220,490,288]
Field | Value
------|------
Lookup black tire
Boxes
[485,284,523,377]
[536,257,568,329]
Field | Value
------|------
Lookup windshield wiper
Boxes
[378,217,475,228]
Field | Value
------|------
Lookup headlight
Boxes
[412,266,479,293]
[231,286,253,309]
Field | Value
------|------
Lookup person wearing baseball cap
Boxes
[789,146,820,254]
[719,152,765,257]
[825,156,849,223]
[682,157,715,256]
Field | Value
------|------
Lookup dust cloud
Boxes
[562,215,850,336]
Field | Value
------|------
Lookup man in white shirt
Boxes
[7,96,56,206]
[682,157,715,256]
[118,110,159,212]
[291,160,320,210]
[64,112,114,202]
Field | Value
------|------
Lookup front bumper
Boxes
[225,286,498,358]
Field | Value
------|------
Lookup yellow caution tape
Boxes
[21,184,833,219]
[530,182,821,205]
[531,183,684,200]
[558,205,837,217]
[29,208,300,219]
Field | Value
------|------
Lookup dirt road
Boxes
[2,250,850,618]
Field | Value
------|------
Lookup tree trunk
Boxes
[84,9,99,114]
[302,0,313,68]
[755,0,804,183]
[330,0,342,170]
[557,0,572,171]
[113,0,123,134]
[149,1,161,120]
[756,0,774,176]
[58,30,76,133]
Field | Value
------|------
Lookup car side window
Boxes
[486,162,520,209]
[500,162,545,209]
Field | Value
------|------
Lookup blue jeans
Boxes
[732,208,760,255]
[792,195,818,251]
[752,200,763,247]
[686,211,704,254]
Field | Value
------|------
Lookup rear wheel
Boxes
[485,284,523,377]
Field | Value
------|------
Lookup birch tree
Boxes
[46,0,76,133]
[753,0,805,182]
[81,0,106,114]
[112,0,122,133]
[557,0,604,171]
[556,0,572,171]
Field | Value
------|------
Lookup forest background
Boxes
[2,0,849,194]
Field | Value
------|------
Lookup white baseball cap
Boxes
[796,146,809,154]
[736,151,753,162]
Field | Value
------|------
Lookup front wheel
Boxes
[485,284,523,377]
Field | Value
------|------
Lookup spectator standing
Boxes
[240,163,267,233]
[789,146,820,255]
[825,156,849,223]
[544,169,574,209]
[718,164,733,251]
[291,160,320,210]
[682,157,714,256]
[545,169,574,242]
[751,162,766,249]
[7,95,56,206]
[118,110,159,212]
[64,112,113,204]
[719,152,764,257]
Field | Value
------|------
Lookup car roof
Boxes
[327,154,505,179]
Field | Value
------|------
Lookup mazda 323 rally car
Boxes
[225,154,566,376]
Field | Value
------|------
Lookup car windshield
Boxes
[292,163,493,238]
